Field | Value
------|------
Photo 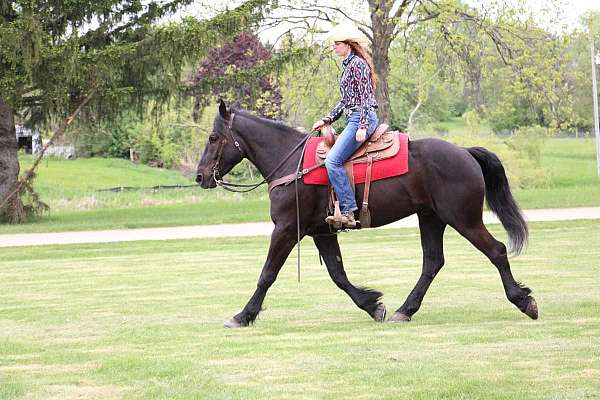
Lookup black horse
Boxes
[196,101,538,328]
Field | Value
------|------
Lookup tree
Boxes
[189,31,285,121]
[0,0,270,223]
[0,98,21,223]
[264,0,559,125]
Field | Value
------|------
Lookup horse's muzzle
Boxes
[196,173,216,189]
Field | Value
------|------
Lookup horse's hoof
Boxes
[524,297,538,320]
[373,303,387,322]
[388,311,411,323]
[224,317,246,328]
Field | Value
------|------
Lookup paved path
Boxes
[1,207,600,248]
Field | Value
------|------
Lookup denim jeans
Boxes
[325,110,379,213]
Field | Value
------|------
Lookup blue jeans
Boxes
[325,110,379,213]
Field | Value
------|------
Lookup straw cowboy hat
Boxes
[326,23,370,48]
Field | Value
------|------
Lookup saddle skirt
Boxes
[303,130,410,186]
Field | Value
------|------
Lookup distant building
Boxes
[15,126,75,158]
[15,125,42,154]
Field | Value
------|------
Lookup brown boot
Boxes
[325,211,357,229]
[341,211,357,229]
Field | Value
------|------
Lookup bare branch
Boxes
[392,0,412,21]
[405,11,440,27]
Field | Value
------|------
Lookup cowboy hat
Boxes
[326,23,369,48]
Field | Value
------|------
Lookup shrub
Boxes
[505,125,547,166]
[71,113,136,158]
[448,133,549,189]
[432,124,449,136]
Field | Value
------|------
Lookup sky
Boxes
[519,0,600,30]
[554,0,600,25]
[175,0,600,43]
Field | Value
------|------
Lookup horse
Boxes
[196,100,538,328]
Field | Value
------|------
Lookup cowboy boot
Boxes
[325,211,357,229]
[340,211,357,229]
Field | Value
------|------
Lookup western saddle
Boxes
[267,123,401,230]
[319,123,400,229]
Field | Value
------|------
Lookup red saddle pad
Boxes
[303,133,409,185]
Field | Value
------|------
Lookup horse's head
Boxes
[196,100,245,188]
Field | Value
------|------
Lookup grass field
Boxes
[422,117,493,136]
[1,220,599,399]
[516,138,600,208]
[3,137,599,234]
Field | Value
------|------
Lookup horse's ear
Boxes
[218,99,230,119]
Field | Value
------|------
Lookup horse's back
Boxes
[410,138,484,187]
[365,137,485,227]
[409,137,486,221]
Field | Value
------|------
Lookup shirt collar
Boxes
[342,51,355,67]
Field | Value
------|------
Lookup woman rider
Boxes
[312,26,379,229]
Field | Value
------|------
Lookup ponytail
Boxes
[347,41,378,89]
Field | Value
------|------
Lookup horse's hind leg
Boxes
[389,212,446,322]
[454,221,538,319]
[313,234,386,322]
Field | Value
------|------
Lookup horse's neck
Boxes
[237,115,305,179]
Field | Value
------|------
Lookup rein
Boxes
[212,113,317,283]
[212,113,311,193]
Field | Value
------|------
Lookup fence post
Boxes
[591,36,600,177]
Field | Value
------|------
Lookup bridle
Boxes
[211,113,310,193]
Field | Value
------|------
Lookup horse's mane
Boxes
[233,109,307,136]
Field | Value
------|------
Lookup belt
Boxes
[343,105,378,117]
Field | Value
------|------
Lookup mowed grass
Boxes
[3,156,269,233]
[1,220,599,399]
[514,138,600,208]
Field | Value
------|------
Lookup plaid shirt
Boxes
[327,52,378,129]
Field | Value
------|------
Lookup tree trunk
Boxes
[372,40,392,124]
[407,100,422,134]
[369,0,395,125]
[0,97,25,223]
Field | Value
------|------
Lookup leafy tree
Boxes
[0,0,270,223]
[276,34,340,129]
[387,22,465,131]
[189,31,284,120]
[267,0,558,125]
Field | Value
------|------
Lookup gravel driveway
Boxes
[1,207,599,248]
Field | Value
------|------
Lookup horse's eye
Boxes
[209,134,218,143]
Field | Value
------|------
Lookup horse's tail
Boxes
[467,147,528,255]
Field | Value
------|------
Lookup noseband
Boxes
[212,113,242,186]
[211,113,310,193]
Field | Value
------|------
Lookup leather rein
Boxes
[212,113,312,193]
[210,112,319,283]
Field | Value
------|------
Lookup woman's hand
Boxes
[312,120,326,131]
[356,127,367,142]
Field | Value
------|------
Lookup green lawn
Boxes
[422,116,493,136]
[514,138,600,208]
[1,220,599,399]
[0,200,270,233]
[2,156,269,233]
[2,137,599,234]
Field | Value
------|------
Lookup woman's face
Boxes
[333,41,351,58]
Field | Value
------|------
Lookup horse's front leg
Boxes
[224,225,297,328]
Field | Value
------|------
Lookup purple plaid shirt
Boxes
[327,52,378,129]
